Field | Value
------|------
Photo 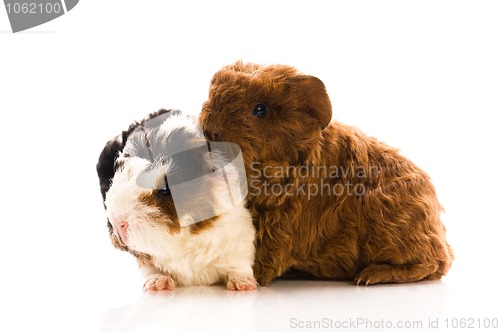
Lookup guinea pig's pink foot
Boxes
[143,274,176,292]
[227,275,257,291]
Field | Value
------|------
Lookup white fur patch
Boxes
[148,203,255,286]
[105,113,255,287]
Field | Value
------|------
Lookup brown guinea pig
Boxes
[97,110,256,291]
[200,61,454,286]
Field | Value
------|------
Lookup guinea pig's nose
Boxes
[204,130,222,141]
[115,220,129,244]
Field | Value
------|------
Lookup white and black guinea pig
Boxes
[96,109,256,291]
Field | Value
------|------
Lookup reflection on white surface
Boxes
[100,279,454,332]
[101,286,257,332]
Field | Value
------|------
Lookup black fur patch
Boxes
[96,108,180,253]
[96,109,179,201]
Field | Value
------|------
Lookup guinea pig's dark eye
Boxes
[252,103,268,118]
[156,187,171,198]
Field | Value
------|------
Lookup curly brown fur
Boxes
[200,61,454,286]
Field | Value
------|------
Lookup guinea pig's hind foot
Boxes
[355,262,440,286]
[143,273,176,292]
[226,275,258,291]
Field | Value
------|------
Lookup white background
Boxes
[1,1,499,331]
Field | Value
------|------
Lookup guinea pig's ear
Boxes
[293,75,332,130]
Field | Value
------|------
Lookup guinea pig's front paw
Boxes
[227,275,258,291]
[143,274,176,292]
